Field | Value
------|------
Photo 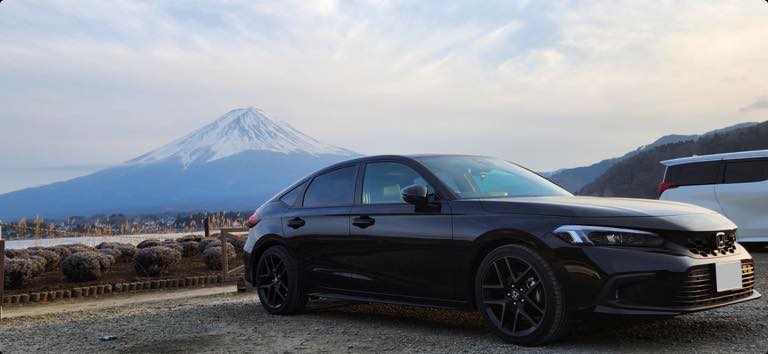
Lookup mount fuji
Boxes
[0,108,359,220]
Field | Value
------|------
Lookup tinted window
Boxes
[279,182,306,207]
[665,161,724,186]
[362,162,431,204]
[723,159,768,184]
[303,166,356,208]
[416,156,571,199]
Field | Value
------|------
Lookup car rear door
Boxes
[715,158,768,241]
[659,161,725,214]
[345,160,455,300]
[282,164,359,292]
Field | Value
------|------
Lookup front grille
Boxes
[674,260,755,307]
[666,230,737,257]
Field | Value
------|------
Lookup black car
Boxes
[242,155,760,346]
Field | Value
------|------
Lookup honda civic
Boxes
[243,154,760,346]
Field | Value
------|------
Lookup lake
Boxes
[2,232,205,250]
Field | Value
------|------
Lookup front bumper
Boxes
[593,258,760,315]
[553,240,760,316]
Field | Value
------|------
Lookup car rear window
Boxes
[664,161,723,186]
[723,159,768,184]
[279,181,307,207]
[302,165,357,208]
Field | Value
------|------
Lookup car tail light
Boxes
[245,214,261,228]
[658,181,678,197]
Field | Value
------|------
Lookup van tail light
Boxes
[245,214,261,228]
[658,181,679,197]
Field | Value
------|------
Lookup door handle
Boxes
[352,216,376,229]
[287,217,306,229]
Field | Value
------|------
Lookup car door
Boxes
[715,158,768,241]
[282,164,358,292]
[659,161,725,214]
[345,161,455,300]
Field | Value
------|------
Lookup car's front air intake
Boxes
[674,260,755,307]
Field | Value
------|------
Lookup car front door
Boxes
[283,164,358,292]
[345,161,455,301]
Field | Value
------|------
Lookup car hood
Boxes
[477,196,718,218]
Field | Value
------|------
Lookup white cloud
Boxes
[739,96,768,113]
[0,0,767,193]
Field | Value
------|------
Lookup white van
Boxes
[659,150,768,245]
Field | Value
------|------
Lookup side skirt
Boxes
[307,291,472,311]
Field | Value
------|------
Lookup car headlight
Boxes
[554,225,663,247]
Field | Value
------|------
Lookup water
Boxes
[2,232,205,250]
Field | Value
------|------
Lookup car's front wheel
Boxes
[255,245,307,315]
[475,244,570,346]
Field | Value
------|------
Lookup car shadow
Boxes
[301,300,755,349]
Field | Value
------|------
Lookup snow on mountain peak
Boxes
[128,107,357,167]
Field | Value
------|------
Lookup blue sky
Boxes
[1,0,767,193]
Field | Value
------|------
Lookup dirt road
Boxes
[1,253,766,353]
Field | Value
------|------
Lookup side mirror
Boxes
[401,184,429,205]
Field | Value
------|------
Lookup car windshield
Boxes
[415,156,572,199]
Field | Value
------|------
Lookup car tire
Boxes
[743,242,768,252]
[255,245,308,315]
[474,244,570,346]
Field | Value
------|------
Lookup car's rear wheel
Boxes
[475,244,570,346]
[255,245,307,315]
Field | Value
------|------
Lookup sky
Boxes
[1,0,767,194]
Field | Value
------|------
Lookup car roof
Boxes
[660,149,768,166]
[312,154,492,175]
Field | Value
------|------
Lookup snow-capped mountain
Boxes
[130,107,355,167]
[0,108,360,220]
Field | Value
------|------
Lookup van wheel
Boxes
[743,243,767,252]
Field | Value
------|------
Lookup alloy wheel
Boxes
[256,254,289,308]
[480,256,547,337]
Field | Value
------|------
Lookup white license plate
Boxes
[715,262,742,292]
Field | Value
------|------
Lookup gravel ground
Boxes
[1,252,766,354]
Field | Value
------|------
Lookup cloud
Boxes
[739,97,768,113]
[1,0,767,192]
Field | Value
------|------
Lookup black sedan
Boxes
[242,155,760,346]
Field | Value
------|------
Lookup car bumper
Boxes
[593,290,761,316]
[554,242,760,316]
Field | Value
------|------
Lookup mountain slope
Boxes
[547,122,758,192]
[0,108,358,220]
[579,121,768,198]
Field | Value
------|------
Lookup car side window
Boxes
[723,159,768,184]
[665,161,724,186]
[279,181,307,207]
[302,166,357,208]
[362,162,432,204]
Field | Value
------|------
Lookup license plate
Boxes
[715,262,742,292]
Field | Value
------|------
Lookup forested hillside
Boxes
[546,122,756,192]
[579,121,768,198]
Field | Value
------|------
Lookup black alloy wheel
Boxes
[475,244,570,346]
[255,245,307,314]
